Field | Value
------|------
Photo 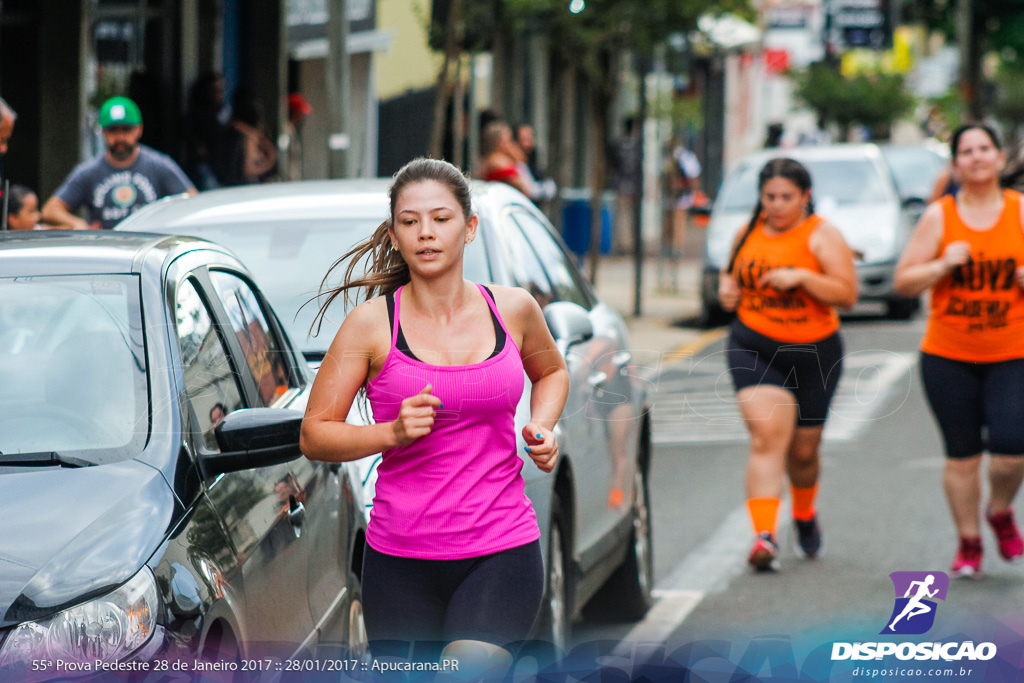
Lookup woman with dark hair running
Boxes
[300,158,569,675]
[894,123,1024,578]
[719,158,858,571]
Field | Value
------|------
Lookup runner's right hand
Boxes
[391,384,442,446]
[941,241,971,270]
[719,275,740,311]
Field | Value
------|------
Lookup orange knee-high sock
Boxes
[747,497,780,537]
[790,483,819,522]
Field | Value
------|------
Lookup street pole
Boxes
[956,0,975,118]
[633,58,649,318]
[326,0,350,178]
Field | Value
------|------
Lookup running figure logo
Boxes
[881,571,949,635]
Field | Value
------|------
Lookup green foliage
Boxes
[994,64,1024,130]
[791,63,916,136]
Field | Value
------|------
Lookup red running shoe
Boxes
[748,532,779,572]
[986,508,1024,562]
[950,536,982,579]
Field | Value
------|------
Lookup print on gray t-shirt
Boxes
[55,145,195,229]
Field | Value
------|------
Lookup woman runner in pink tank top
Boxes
[301,158,569,676]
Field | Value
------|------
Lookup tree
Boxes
[899,0,1024,119]
[791,63,915,140]
[501,0,754,283]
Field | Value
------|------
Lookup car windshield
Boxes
[171,220,491,356]
[0,275,148,465]
[718,158,891,211]
[881,146,947,200]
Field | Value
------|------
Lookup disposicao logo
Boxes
[831,570,997,663]
[882,571,948,635]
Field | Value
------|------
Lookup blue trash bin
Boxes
[561,199,611,256]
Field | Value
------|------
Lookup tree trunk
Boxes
[429,0,463,159]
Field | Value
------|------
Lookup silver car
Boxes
[118,179,653,649]
[700,143,921,323]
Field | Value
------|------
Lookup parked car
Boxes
[0,231,368,676]
[117,180,654,648]
[699,143,922,324]
[880,142,949,210]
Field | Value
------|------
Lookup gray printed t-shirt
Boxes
[55,145,195,229]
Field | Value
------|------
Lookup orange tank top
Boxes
[732,214,839,343]
[921,190,1024,362]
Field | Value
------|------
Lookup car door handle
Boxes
[288,501,306,527]
[588,371,608,388]
[611,351,632,368]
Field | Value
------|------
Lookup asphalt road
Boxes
[568,314,1024,681]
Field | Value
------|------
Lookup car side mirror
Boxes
[202,408,304,476]
[544,301,594,352]
[901,196,926,209]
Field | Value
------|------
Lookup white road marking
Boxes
[651,351,916,444]
[612,506,754,653]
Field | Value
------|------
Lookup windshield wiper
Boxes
[0,451,93,468]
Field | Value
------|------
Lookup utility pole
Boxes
[956,0,978,118]
[633,56,649,317]
[326,0,350,178]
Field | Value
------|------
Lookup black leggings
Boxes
[361,540,544,661]
[920,352,1024,459]
[727,320,844,427]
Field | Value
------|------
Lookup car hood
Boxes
[0,460,176,627]
[706,202,903,267]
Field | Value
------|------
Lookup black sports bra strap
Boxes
[386,287,505,362]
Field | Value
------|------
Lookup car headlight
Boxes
[0,568,158,669]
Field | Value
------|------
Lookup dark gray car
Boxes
[0,232,367,676]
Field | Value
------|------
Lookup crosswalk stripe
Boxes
[650,351,916,444]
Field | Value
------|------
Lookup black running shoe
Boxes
[793,517,823,559]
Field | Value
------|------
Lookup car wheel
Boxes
[886,297,919,320]
[588,466,655,621]
[536,493,570,651]
[348,596,370,662]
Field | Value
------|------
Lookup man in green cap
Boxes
[42,96,196,230]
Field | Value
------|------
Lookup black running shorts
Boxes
[361,539,544,661]
[727,319,844,427]
[920,352,1024,459]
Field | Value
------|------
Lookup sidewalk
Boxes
[589,253,709,359]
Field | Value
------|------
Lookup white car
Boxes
[118,179,654,650]
[700,143,922,323]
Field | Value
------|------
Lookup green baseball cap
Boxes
[99,96,142,128]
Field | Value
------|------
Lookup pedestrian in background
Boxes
[5,184,43,230]
[42,96,196,230]
[284,93,313,182]
[718,158,858,572]
[300,158,569,676]
[215,87,278,186]
[183,71,229,190]
[478,120,532,197]
[0,96,17,217]
[894,123,1024,578]
[513,123,556,203]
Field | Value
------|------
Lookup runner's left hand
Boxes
[523,424,558,473]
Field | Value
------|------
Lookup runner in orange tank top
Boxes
[894,123,1024,578]
[719,158,858,571]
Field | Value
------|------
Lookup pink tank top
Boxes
[365,284,539,559]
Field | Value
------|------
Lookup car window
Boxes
[0,275,148,464]
[718,157,891,211]
[495,211,556,308]
[175,278,244,451]
[881,146,946,199]
[209,271,296,407]
[511,209,592,309]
